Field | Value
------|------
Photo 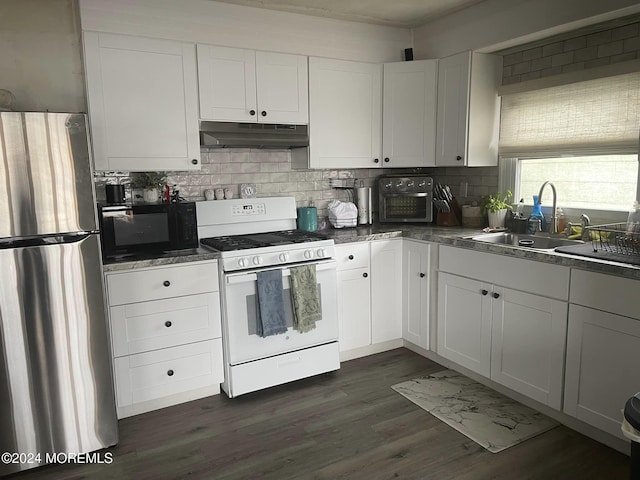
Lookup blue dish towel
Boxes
[255,269,287,337]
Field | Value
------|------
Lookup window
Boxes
[518,155,638,210]
[499,71,640,212]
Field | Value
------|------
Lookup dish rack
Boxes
[586,223,640,256]
[328,216,357,228]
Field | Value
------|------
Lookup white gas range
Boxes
[197,197,339,397]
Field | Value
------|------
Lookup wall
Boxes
[0,0,85,112]
[412,0,640,58]
[97,151,496,221]
[500,14,640,84]
[79,0,411,63]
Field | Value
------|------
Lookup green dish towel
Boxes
[289,264,322,333]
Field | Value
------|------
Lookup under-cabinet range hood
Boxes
[200,121,308,148]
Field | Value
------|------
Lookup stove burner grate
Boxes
[200,229,329,252]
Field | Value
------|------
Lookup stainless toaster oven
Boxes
[378,175,433,223]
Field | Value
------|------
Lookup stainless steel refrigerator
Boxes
[0,112,118,475]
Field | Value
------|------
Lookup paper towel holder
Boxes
[356,179,372,225]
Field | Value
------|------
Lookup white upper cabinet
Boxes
[197,45,308,124]
[382,60,438,168]
[435,51,501,167]
[306,57,382,169]
[83,32,200,172]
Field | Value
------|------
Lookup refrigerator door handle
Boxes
[0,231,98,250]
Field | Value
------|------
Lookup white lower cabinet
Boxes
[337,266,371,351]
[370,239,402,344]
[335,240,403,357]
[437,246,569,409]
[437,272,491,377]
[105,260,223,418]
[402,240,432,350]
[490,287,567,409]
[564,269,640,440]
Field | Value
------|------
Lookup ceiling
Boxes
[211,0,489,28]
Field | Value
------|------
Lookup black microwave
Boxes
[98,202,198,261]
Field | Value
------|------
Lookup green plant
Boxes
[481,190,513,214]
[130,172,167,190]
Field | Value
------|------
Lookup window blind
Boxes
[499,72,640,158]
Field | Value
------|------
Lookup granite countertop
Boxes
[102,247,221,272]
[323,223,640,280]
[103,223,640,280]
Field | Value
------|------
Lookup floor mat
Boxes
[392,369,559,453]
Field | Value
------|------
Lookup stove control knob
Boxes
[316,248,326,257]
[278,253,289,262]
[252,256,263,265]
[384,180,392,189]
[418,180,427,188]
[395,180,404,188]
[238,258,248,268]
[406,180,415,188]
[303,249,314,259]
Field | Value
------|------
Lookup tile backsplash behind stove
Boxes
[94,148,497,222]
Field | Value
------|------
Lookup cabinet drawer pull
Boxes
[165,321,172,328]
[456,155,462,161]
[348,255,354,260]
[373,158,379,163]
[481,289,488,295]
[261,111,267,117]
[167,369,174,377]
[492,292,500,299]
[249,109,256,116]
[191,158,198,165]
[419,273,425,278]
[163,280,171,287]
[363,272,368,278]
[384,157,390,163]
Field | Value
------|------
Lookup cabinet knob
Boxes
[374,158,379,163]
[165,321,172,328]
[481,289,488,295]
[384,157,390,163]
[419,273,425,278]
[163,280,171,287]
[261,111,267,117]
[167,369,174,376]
[348,255,354,260]
[249,110,256,116]
[363,272,368,278]
[456,155,462,161]
[492,292,500,299]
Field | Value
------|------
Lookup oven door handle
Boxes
[225,259,337,284]
[381,193,431,198]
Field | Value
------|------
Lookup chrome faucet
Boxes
[580,213,591,242]
[537,181,558,234]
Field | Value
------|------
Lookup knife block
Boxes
[437,211,459,226]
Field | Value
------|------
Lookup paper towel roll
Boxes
[356,187,372,225]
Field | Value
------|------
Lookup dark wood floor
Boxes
[12,348,629,480]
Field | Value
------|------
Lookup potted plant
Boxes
[130,172,167,203]
[481,190,513,229]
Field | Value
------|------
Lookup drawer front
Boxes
[439,246,570,300]
[110,292,222,357]
[107,261,219,305]
[228,342,340,397]
[335,243,370,271]
[570,269,640,319]
[114,339,223,407]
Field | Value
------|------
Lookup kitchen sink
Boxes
[466,232,584,251]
